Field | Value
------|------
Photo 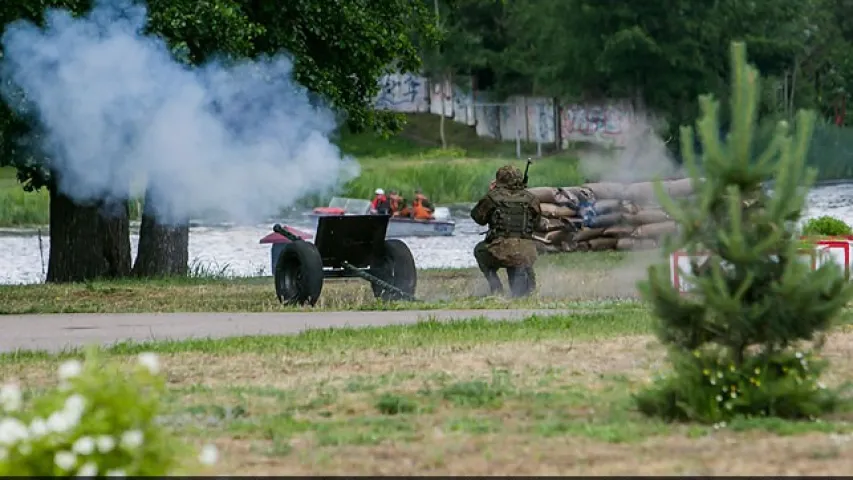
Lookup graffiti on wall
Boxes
[429,79,453,117]
[374,73,430,112]
[526,99,556,143]
[560,104,634,147]
[452,89,476,126]
[474,106,501,139]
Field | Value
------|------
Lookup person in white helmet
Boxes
[370,188,391,215]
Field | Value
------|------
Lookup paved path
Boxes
[0,309,580,353]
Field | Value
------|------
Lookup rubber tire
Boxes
[275,241,324,306]
[370,239,417,301]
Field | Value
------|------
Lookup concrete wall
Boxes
[373,72,638,148]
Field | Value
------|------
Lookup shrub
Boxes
[636,42,853,424]
[802,215,852,237]
[0,349,219,476]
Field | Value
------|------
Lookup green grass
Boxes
[0,251,649,314]
[0,113,582,226]
[5,310,853,474]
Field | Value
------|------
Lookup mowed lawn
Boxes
[5,309,853,475]
[0,251,650,314]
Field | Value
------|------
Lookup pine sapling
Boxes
[635,42,853,423]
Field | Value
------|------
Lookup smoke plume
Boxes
[576,109,682,184]
[0,0,360,224]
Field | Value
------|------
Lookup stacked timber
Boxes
[528,178,699,254]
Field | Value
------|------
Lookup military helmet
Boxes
[495,165,523,187]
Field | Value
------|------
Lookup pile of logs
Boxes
[528,179,697,253]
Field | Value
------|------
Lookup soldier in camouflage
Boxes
[470,165,541,297]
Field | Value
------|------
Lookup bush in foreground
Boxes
[802,215,852,237]
[0,349,218,476]
[636,42,853,424]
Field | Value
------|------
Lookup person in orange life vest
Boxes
[370,188,391,215]
[388,189,408,216]
[411,188,434,220]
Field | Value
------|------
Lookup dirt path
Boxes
[0,309,585,353]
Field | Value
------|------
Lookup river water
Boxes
[2,184,853,285]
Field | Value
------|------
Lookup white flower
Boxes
[120,430,143,450]
[0,383,22,412]
[29,417,48,438]
[199,443,219,465]
[137,352,160,375]
[72,436,95,455]
[58,360,83,381]
[47,411,73,434]
[795,351,804,359]
[76,461,98,477]
[54,450,77,471]
[0,417,29,446]
[96,435,115,453]
[105,469,127,477]
[64,394,87,419]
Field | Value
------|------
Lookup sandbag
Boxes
[624,181,658,205]
[554,188,580,208]
[665,178,696,198]
[536,242,562,254]
[623,208,670,226]
[588,237,619,251]
[541,203,577,218]
[616,238,658,251]
[621,202,640,215]
[592,199,621,215]
[539,217,570,232]
[633,221,678,238]
[585,212,622,229]
[582,182,625,200]
[534,229,570,245]
[602,225,635,237]
[563,186,595,203]
[527,187,560,203]
[574,228,605,242]
[573,241,591,252]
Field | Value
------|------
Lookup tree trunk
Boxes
[46,189,132,283]
[132,188,190,277]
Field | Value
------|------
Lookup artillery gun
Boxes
[270,214,418,306]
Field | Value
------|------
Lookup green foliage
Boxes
[0,349,218,475]
[238,0,440,135]
[636,346,845,423]
[802,215,853,237]
[0,0,439,192]
[636,42,853,423]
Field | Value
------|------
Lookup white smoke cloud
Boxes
[0,0,360,225]
[576,110,682,184]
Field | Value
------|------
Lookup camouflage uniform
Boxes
[470,165,541,297]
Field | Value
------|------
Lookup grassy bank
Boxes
[0,114,580,227]
[4,310,853,474]
[0,251,645,314]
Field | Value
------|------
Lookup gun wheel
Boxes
[370,239,417,301]
[275,241,324,306]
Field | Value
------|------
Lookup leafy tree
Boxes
[0,0,439,282]
[635,42,853,423]
[237,0,439,136]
